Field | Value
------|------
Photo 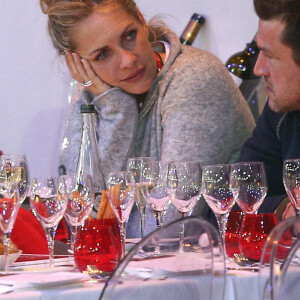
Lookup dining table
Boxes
[0,251,274,300]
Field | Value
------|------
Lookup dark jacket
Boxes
[239,100,300,212]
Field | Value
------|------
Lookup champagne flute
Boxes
[202,164,235,257]
[283,158,300,217]
[127,157,154,239]
[0,182,21,274]
[30,177,68,267]
[107,171,135,257]
[61,174,94,251]
[230,162,267,214]
[168,161,202,252]
[0,154,30,204]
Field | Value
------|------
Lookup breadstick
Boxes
[97,190,108,220]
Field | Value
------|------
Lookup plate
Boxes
[0,251,22,271]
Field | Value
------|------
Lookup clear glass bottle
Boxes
[76,104,104,215]
[180,13,206,46]
[58,79,79,175]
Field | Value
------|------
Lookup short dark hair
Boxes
[254,0,300,64]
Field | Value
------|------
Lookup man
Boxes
[239,0,300,219]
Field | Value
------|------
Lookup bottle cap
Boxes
[80,104,95,113]
[191,14,205,25]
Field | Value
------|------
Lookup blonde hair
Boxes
[40,0,170,55]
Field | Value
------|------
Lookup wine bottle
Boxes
[180,13,206,46]
[225,36,260,80]
[76,104,105,215]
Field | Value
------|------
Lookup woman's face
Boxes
[71,6,157,95]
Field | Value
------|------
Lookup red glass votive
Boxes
[239,213,278,261]
[225,211,244,258]
[74,218,122,272]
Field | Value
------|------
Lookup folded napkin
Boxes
[0,272,89,293]
[11,208,49,254]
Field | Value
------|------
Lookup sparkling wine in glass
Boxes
[283,158,300,217]
[61,174,94,251]
[202,164,235,257]
[0,182,21,273]
[168,161,202,252]
[127,157,154,239]
[30,177,68,267]
[107,171,135,257]
[0,154,30,204]
[230,162,267,214]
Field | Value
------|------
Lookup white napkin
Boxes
[0,272,89,293]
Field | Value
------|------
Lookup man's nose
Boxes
[254,52,269,77]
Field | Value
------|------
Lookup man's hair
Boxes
[254,0,300,64]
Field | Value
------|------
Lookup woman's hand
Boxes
[65,51,111,95]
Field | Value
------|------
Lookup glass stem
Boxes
[179,212,188,253]
[138,205,146,239]
[3,233,9,274]
[70,225,78,252]
[44,226,57,267]
[120,222,126,258]
[215,212,229,259]
[154,210,163,255]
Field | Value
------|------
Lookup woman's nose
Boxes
[254,52,269,77]
[119,49,137,69]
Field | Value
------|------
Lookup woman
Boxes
[40,0,255,236]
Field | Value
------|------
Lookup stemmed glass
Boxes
[107,171,135,258]
[0,182,21,273]
[230,162,268,264]
[127,157,154,239]
[148,161,171,228]
[0,154,30,205]
[230,162,267,214]
[61,174,94,251]
[147,161,171,254]
[30,177,68,267]
[202,164,235,257]
[283,158,300,217]
[168,161,202,252]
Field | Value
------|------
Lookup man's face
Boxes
[254,19,300,112]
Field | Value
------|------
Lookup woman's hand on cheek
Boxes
[65,51,111,95]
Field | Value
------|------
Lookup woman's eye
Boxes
[125,30,137,41]
[93,49,109,62]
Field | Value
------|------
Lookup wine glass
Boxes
[168,161,202,252]
[283,158,300,217]
[107,171,135,257]
[202,164,235,258]
[30,176,68,267]
[61,174,94,251]
[230,162,268,265]
[230,162,267,214]
[0,182,21,273]
[0,154,30,204]
[127,157,154,239]
[147,161,171,254]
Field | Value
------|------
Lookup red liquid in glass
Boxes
[74,218,122,272]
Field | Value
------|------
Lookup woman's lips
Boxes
[122,67,145,83]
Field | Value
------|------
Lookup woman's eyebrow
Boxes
[86,23,136,56]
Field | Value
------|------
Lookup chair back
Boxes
[259,216,300,300]
[99,216,226,300]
